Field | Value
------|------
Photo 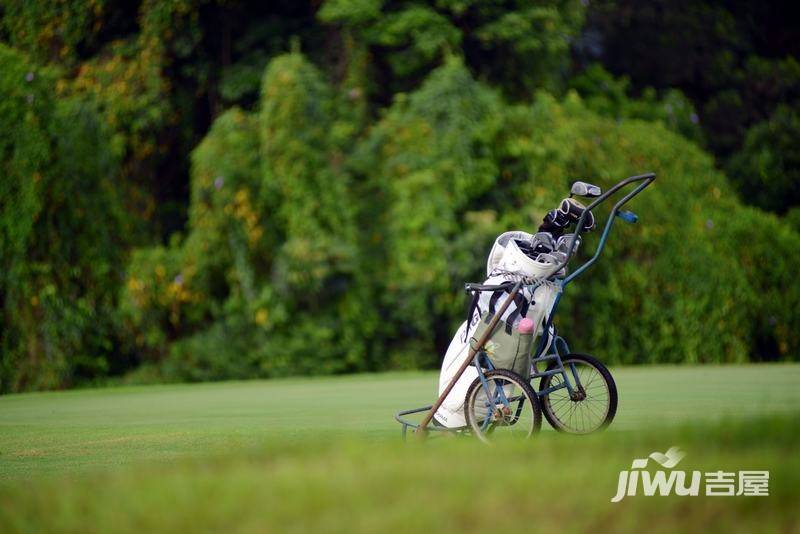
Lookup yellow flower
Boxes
[127,276,142,291]
[255,309,269,326]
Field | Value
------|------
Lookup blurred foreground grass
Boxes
[0,365,798,532]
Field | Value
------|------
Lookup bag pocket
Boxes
[469,312,533,378]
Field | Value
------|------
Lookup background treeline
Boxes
[1,0,799,392]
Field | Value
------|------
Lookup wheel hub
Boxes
[492,406,512,422]
[570,390,586,401]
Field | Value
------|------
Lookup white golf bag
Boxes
[434,231,561,428]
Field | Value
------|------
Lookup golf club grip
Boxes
[416,280,523,435]
[585,173,656,211]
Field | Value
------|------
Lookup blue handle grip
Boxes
[617,210,638,223]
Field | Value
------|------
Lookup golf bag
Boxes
[434,232,561,428]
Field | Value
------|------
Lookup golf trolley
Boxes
[395,173,656,442]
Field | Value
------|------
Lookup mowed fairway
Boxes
[1,364,799,532]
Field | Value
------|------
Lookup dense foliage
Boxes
[1,44,128,391]
[581,0,800,213]
[1,1,799,391]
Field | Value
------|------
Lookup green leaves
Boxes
[121,52,366,378]
[3,0,800,389]
[353,58,503,348]
[727,105,800,214]
[119,49,800,381]
[1,45,128,391]
[317,0,585,97]
[366,6,461,77]
[318,0,385,25]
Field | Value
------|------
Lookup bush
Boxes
[0,45,128,391]
[319,0,585,98]
[4,2,800,391]
[121,53,800,383]
[349,56,505,366]
[121,52,371,380]
[727,105,800,214]
[494,93,800,363]
[569,64,704,144]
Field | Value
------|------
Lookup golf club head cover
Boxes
[559,198,596,232]
[538,208,570,238]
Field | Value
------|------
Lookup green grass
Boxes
[1,364,799,532]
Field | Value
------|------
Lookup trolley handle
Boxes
[464,281,515,293]
[544,172,656,283]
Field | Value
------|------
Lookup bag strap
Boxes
[462,290,481,342]
[488,281,515,318]
[462,280,516,341]
[487,290,504,319]
[505,292,531,334]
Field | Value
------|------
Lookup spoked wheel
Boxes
[464,369,542,443]
[539,353,617,434]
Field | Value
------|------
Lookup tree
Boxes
[1,45,128,391]
[727,105,800,214]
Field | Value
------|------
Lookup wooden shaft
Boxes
[416,280,523,435]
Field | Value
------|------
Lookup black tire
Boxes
[539,353,617,434]
[464,369,542,443]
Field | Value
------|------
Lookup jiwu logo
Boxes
[611,447,700,502]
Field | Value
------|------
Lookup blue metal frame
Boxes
[394,173,656,438]
[562,176,654,286]
[529,302,577,398]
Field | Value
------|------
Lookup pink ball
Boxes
[518,318,535,334]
